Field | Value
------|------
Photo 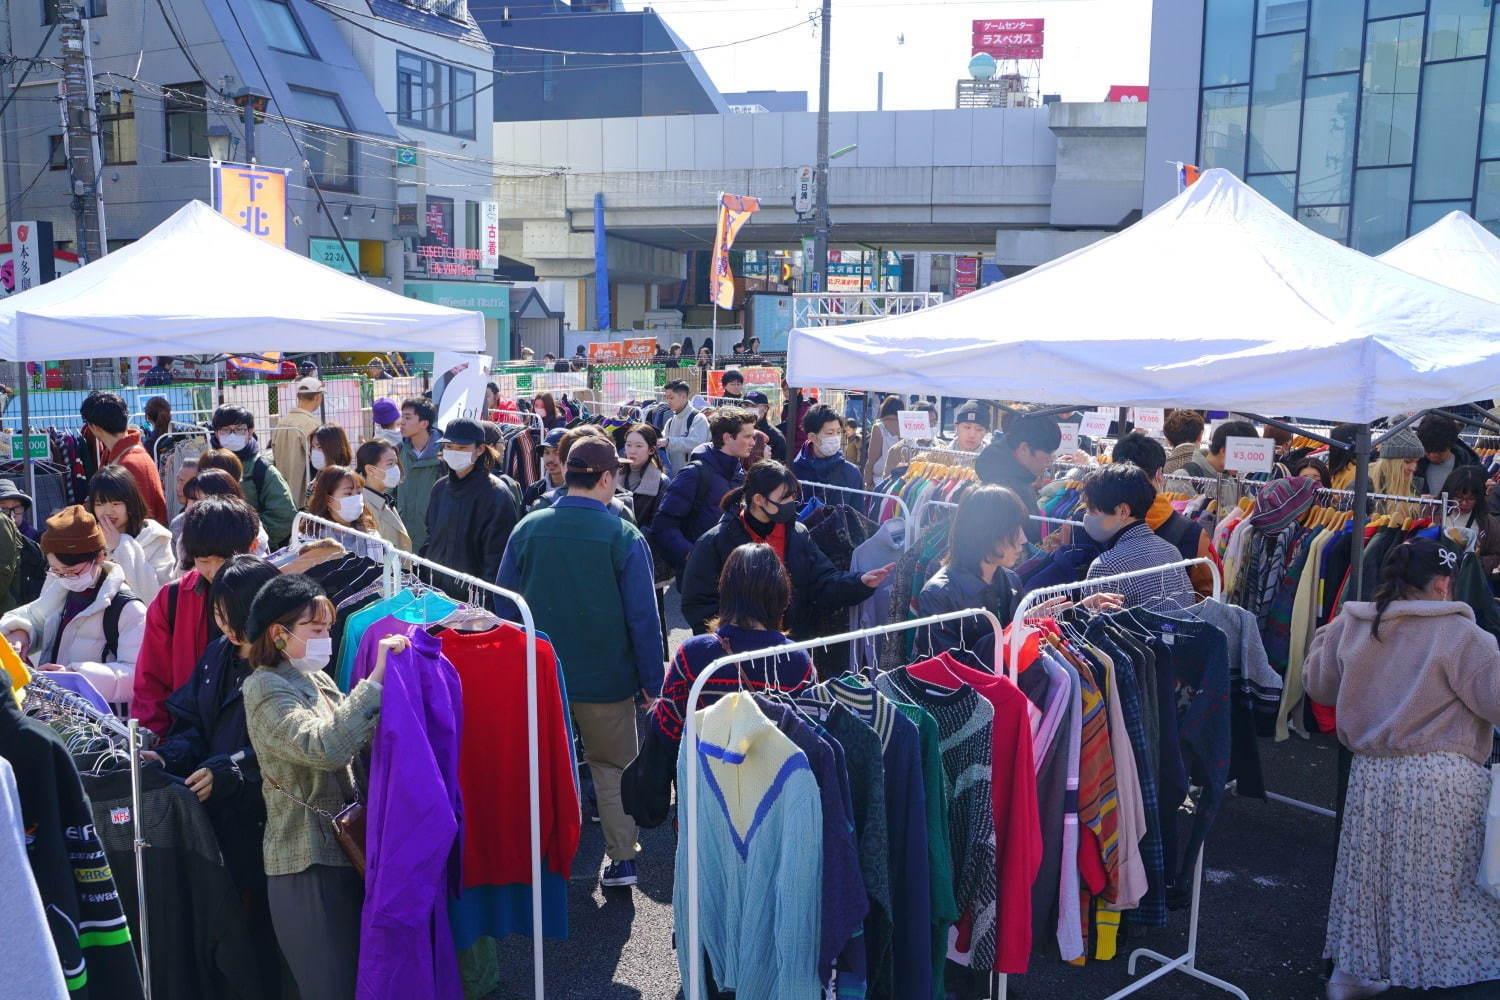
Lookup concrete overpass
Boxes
[491,102,1146,319]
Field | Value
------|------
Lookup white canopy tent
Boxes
[1378,210,1500,306]
[0,200,484,360]
[787,169,1500,424]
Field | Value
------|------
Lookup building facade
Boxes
[0,0,511,354]
[1145,0,1500,253]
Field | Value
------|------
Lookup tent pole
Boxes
[18,367,35,530]
[1335,424,1372,838]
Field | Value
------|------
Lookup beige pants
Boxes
[571,697,641,862]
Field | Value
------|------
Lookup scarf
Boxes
[741,513,787,564]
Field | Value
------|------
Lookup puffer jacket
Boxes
[105,530,161,602]
[421,464,520,586]
[913,562,1021,658]
[132,519,177,588]
[679,511,874,638]
[650,444,746,574]
[792,441,863,493]
[0,562,146,703]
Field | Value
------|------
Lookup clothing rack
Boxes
[796,481,915,547]
[680,606,1007,1000]
[1007,557,1249,1000]
[148,426,210,464]
[23,672,154,999]
[378,546,547,1000]
[913,497,1084,539]
[289,511,394,564]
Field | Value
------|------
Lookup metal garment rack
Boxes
[378,545,547,1000]
[913,497,1084,538]
[797,480,915,547]
[1007,557,1248,1000]
[680,607,1006,1000]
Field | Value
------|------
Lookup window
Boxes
[291,87,356,192]
[164,82,210,160]
[1247,31,1305,174]
[396,53,477,137]
[465,201,481,251]
[1414,58,1485,201]
[424,195,455,248]
[44,0,105,22]
[95,89,134,165]
[1411,200,1472,232]
[1297,204,1348,241]
[1200,86,1249,172]
[47,135,67,170]
[1257,0,1306,35]
[1247,172,1295,212]
[247,0,312,56]
[1426,0,1489,61]
[1475,162,1500,235]
[543,55,557,102]
[1204,0,1255,86]
[1297,72,1357,205]
[1306,0,1361,76]
[1359,16,1423,167]
[1368,0,1423,15]
[1350,167,1411,254]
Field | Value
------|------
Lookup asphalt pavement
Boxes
[484,593,1500,1000]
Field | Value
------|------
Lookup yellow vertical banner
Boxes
[711,192,760,310]
[211,161,290,247]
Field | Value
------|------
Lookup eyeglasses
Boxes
[217,425,250,436]
[47,562,95,579]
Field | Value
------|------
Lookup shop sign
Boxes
[898,410,933,439]
[396,146,418,167]
[309,237,358,274]
[480,201,500,269]
[210,162,289,247]
[416,244,481,277]
[623,337,658,359]
[1224,436,1274,474]
[588,342,624,361]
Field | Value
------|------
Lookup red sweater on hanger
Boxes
[906,651,1042,974]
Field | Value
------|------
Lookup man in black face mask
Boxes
[1081,464,1196,610]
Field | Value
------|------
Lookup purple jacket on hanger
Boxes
[356,627,465,1000]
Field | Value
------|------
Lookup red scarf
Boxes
[741,513,788,563]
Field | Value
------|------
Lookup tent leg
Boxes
[18,368,36,531]
[1335,425,1373,839]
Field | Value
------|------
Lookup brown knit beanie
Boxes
[40,504,107,555]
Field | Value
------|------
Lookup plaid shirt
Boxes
[1087,522,1195,610]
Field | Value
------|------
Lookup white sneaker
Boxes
[1325,969,1390,1000]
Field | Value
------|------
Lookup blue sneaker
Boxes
[600,859,637,888]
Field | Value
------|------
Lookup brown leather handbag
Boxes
[266,773,367,876]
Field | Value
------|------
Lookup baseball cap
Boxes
[566,438,626,474]
[295,376,324,394]
[542,427,567,450]
[745,391,770,406]
[442,418,486,446]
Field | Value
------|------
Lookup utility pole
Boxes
[811,0,832,295]
[59,3,106,263]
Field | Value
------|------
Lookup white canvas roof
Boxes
[787,169,1500,423]
[0,200,484,361]
[1378,210,1500,306]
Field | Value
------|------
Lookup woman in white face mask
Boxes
[306,425,353,502]
[0,504,146,706]
[306,466,380,555]
[354,440,411,551]
[241,573,400,1000]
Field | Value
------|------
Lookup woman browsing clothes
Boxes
[1303,538,1500,999]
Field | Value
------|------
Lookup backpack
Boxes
[101,589,144,662]
[247,456,270,495]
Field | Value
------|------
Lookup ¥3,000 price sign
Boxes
[1224,436,1274,475]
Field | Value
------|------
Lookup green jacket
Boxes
[395,435,444,553]
[237,450,297,549]
[243,662,382,876]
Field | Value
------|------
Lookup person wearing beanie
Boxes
[242,573,402,1000]
[1304,538,1500,999]
[371,398,402,447]
[1371,427,1424,500]
[0,505,146,706]
[419,417,520,595]
[950,399,993,453]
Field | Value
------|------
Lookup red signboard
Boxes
[588,342,624,361]
[973,18,1043,33]
[973,31,1043,47]
[1106,85,1150,103]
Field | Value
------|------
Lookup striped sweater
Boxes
[874,669,999,972]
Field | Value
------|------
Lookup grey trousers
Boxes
[267,864,364,1000]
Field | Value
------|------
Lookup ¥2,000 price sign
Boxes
[898,410,933,439]
[1223,436,1274,475]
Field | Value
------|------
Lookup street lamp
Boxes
[229,85,270,164]
[205,124,233,163]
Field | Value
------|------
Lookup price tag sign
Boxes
[1057,423,1080,453]
[1079,410,1112,438]
[1131,407,1165,435]
[1223,436,1274,474]
[897,410,932,439]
